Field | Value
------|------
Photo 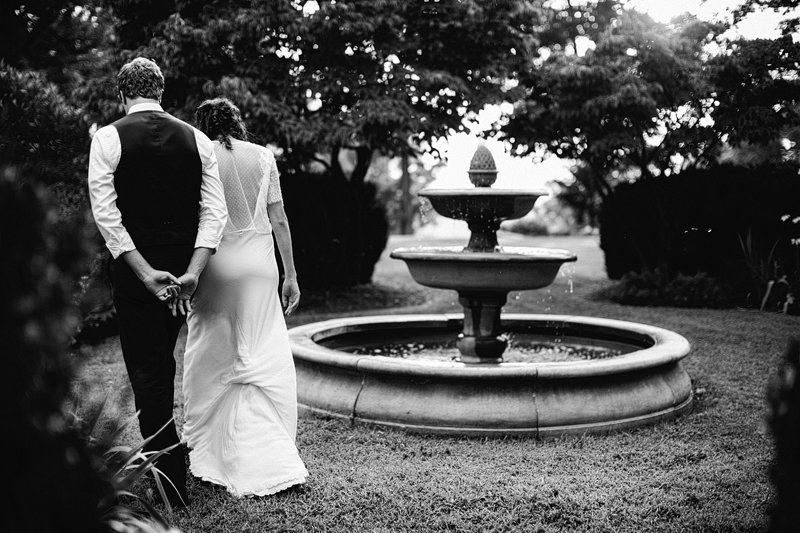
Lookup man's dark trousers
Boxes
[111,244,194,505]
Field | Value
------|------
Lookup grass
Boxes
[72,235,800,532]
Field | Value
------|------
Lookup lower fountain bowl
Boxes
[389,246,577,291]
[289,314,693,437]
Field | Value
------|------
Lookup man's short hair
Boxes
[117,58,165,101]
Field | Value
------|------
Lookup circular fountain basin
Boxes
[390,246,577,291]
[289,314,693,437]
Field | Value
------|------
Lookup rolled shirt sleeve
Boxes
[87,125,136,259]
[193,128,228,251]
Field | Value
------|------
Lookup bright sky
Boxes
[628,0,794,39]
[422,0,797,194]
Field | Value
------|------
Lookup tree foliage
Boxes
[0,66,88,185]
[85,0,546,286]
[0,2,116,205]
[100,0,541,182]
[505,10,722,195]
[708,35,800,146]
[505,3,800,185]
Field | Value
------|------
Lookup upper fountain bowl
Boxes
[420,188,548,223]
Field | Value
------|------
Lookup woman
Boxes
[180,97,308,496]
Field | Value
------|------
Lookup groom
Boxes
[87,58,227,506]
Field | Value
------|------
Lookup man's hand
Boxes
[281,277,300,316]
[168,273,199,316]
[143,270,181,302]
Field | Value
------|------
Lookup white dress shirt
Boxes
[87,102,228,259]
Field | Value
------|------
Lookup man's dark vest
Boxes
[112,110,202,249]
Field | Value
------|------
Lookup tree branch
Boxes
[311,154,331,170]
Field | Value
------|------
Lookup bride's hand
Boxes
[168,272,199,316]
[281,277,300,316]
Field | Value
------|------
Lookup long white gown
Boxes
[182,139,308,497]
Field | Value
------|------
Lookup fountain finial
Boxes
[468,143,498,187]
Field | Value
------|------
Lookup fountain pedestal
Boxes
[456,291,507,363]
[466,219,501,252]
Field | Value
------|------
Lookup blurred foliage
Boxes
[370,155,438,234]
[1,168,179,530]
[0,169,112,531]
[552,163,603,229]
[1,3,118,216]
[599,164,800,312]
[506,10,722,191]
[0,66,89,186]
[599,269,735,309]
[708,36,800,147]
[502,195,588,236]
[767,336,800,533]
[1,2,120,126]
[536,0,621,53]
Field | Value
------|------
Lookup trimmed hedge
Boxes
[280,170,389,289]
[600,164,800,309]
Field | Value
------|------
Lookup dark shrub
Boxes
[600,164,800,309]
[600,269,735,308]
[1,168,114,532]
[767,337,800,533]
[280,170,389,289]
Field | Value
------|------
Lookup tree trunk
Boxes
[331,144,346,183]
[350,146,373,185]
[399,151,413,235]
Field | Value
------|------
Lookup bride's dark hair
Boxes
[194,97,247,149]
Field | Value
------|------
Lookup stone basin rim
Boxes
[289,313,691,379]
[390,246,577,263]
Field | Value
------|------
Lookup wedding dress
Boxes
[182,139,308,496]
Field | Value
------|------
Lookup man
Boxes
[87,57,227,507]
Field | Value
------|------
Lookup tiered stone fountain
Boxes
[289,145,692,436]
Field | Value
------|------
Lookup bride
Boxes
[176,97,308,496]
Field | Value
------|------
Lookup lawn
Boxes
[74,233,800,533]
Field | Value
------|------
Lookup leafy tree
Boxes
[104,0,540,179]
[708,35,800,150]
[89,0,543,285]
[0,66,88,187]
[505,10,721,200]
[1,2,118,214]
[1,2,116,107]
[536,0,622,54]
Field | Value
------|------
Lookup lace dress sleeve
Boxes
[266,150,283,205]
